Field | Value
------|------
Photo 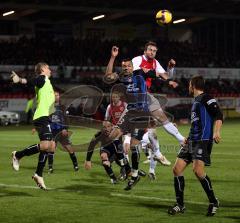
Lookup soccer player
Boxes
[11,62,55,190]
[105,91,127,125]
[105,46,184,188]
[132,41,183,165]
[84,121,131,184]
[105,55,152,190]
[168,75,223,216]
[47,91,79,173]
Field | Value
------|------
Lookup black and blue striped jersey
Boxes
[118,70,148,111]
[50,104,67,131]
[189,93,223,141]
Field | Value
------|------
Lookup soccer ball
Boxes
[156,10,172,25]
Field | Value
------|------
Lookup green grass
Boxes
[0,121,240,223]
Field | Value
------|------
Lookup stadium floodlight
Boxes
[173,18,186,24]
[3,10,15,17]
[92,14,105,20]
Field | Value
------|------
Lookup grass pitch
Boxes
[0,121,239,223]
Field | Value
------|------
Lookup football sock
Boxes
[199,175,218,203]
[69,152,78,167]
[174,176,185,206]
[102,160,115,179]
[131,146,140,172]
[163,122,185,143]
[47,152,54,169]
[35,151,48,177]
[15,144,40,159]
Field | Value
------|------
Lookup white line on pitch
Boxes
[0,183,82,193]
[110,193,206,205]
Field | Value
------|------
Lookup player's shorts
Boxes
[132,128,146,141]
[100,140,122,157]
[118,109,151,134]
[52,130,71,146]
[177,140,213,166]
[33,116,53,141]
[147,93,162,112]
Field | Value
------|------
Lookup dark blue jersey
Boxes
[189,93,223,141]
[50,104,67,131]
[118,70,148,111]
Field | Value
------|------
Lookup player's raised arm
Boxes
[103,46,119,84]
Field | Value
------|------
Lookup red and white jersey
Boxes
[105,101,127,125]
[132,55,165,89]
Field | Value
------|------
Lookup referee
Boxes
[11,62,55,190]
[168,75,223,216]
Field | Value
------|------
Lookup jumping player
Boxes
[11,62,55,190]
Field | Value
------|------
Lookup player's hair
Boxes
[144,41,158,51]
[35,62,48,75]
[121,58,132,64]
[190,75,205,90]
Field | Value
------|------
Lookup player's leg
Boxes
[124,142,141,191]
[148,128,171,166]
[191,140,219,216]
[63,144,79,171]
[148,154,157,180]
[147,93,185,144]
[168,157,188,215]
[151,109,185,144]
[141,131,151,164]
[192,160,219,216]
[12,144,40,171]
[47,152,54,173]
[100,150,117,184]
[113,140,131,178]
[32,119,55,190]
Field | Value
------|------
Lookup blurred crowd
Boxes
[1,71,240,98]
[0,36,239,68]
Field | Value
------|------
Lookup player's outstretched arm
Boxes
[10,71,27,84]
[103,46,119,84]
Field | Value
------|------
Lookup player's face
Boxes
[103,121,113,134]
[42,65,51,77]
[112,93,120,104]
[189,81,194,96]
[144,45,158,59]
[55,92,60,103]
[121,61,133,75]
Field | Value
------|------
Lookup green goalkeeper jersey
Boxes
[33,75,55,120]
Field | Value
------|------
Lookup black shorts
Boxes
[118,110,151,134]
[177,140,213,166]
[33,116,53,141]
[132,129,146,141]
[100,140,122,157]
[52,130,71,146]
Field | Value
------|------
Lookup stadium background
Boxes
[0,1,239,223]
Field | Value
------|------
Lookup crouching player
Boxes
[84,121,131,184]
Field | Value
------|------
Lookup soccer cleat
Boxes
[119,166,127,181]
[143,159,150,164]
[32,174,47,190]
[148,172,156,180]
[168,204,185,215]
[110,177,118,184]
[74,166,79,171]
[48,168,53,174]
[12,151,20,171]
[124,176,140,191]
[138,169,147,177]
[153,155,171,166]
[206,199,219,216]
